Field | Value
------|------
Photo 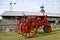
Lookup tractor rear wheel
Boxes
[20,21,37,38]
[43,25,52,33]
[21,26,37,38]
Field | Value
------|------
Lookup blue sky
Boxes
[0,0,60,15]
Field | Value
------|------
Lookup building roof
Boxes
[1,11,24,16]
[1,11,60,17]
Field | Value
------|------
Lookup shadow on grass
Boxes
[36,29,60,37]
[52,29,60,32]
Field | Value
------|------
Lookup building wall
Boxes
[0,18,20,32]
[0,16,60,32]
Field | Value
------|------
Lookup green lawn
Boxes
[0,28,60,40]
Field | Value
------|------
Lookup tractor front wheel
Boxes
[43,25,52,33]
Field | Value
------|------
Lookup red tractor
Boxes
[14,14,52,38]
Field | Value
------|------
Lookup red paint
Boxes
[14,14,51,38]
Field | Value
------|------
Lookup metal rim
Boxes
[20,24,36,38]
[46,27,51,32]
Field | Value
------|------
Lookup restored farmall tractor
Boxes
[14,6,52,38]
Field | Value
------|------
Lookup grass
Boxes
[0,28,60,40]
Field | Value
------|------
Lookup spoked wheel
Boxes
[43,25,52,33]
[21,26,37,38]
